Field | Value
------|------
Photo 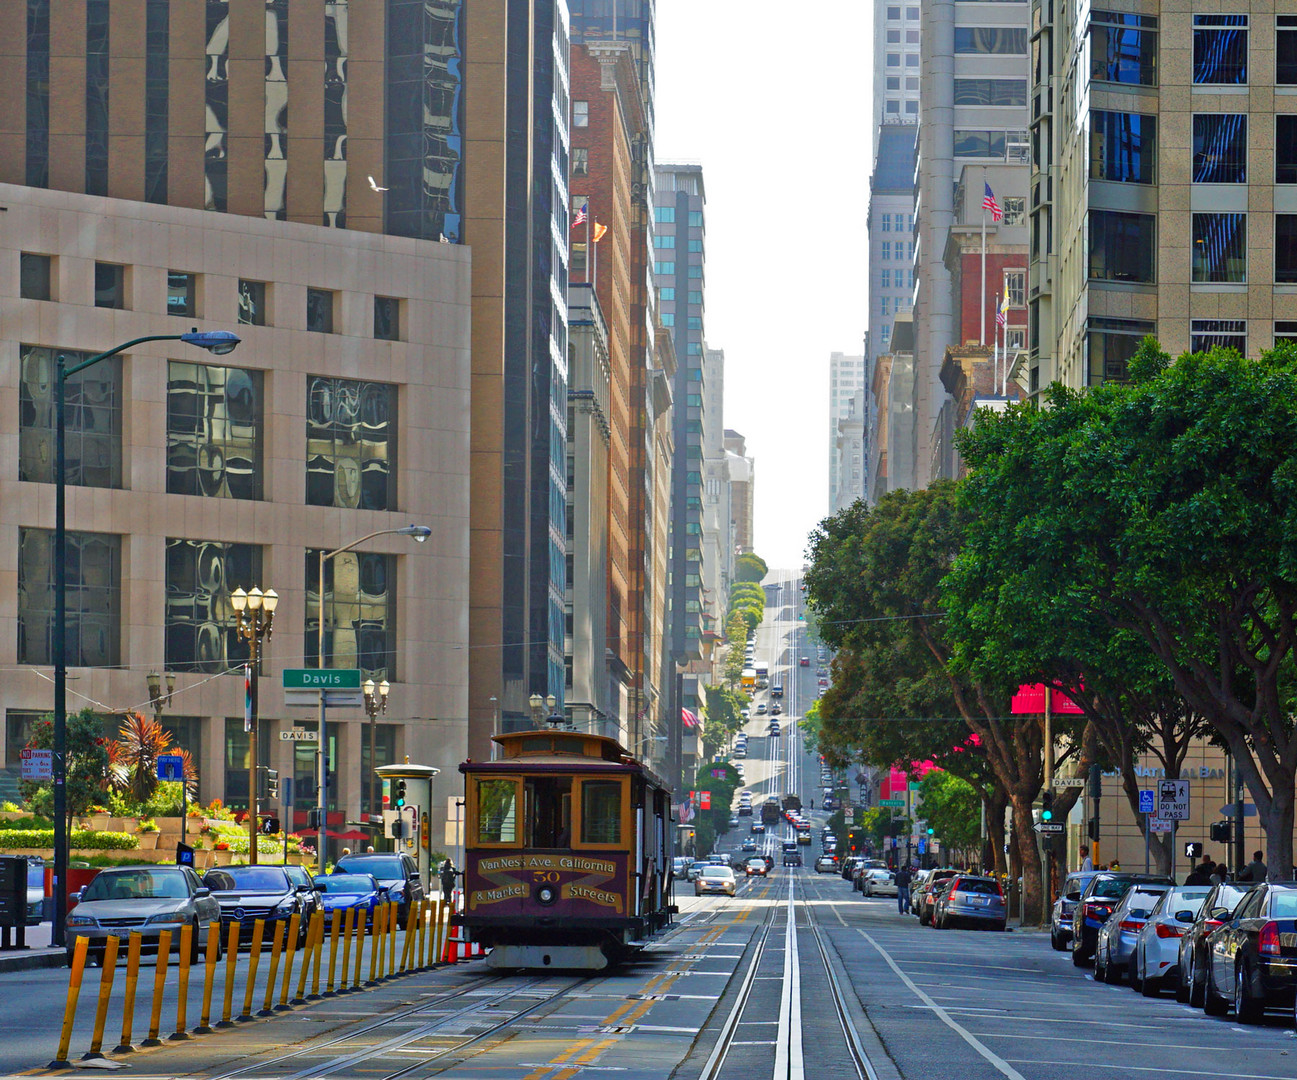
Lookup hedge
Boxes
[0,829,139,851]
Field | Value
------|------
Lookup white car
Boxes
[1131,885,1211,995]
[695,866,737,897]
[862,869,898,897]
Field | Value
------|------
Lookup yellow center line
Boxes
[522,1037,596,1080]
[549,1037,620,1080]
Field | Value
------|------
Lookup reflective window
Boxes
[1090,11,1158,86]
[1089,210,1155,283]
[905,101,919,113]
[18,528,120,666]
[84,0,109,196]
[374,296,400,341]
[906,5,918,15]
[305,376,397,510]
[307,288,335,333]
[689,210,703,227]
[476,779,520,844]
[1191,319,1246,354]
[654,261,674,275]
[237,279,266,326]
[659,287,675,300]
[1090,110,1156,184]
[1193,115,1246,183]
[26,0,49,188]
[887,53,900,67]
[1275,216,1297,283]
[204,0,229,212]
[1279,17,1297,84]
[954,28,1028,53]
[688,290,702,304]
[19,345,121,488]
[359,724,395,816]
[955,130,1007,158]
[144,0,168,203]
[94,262,125,309]
[580,779,622,844]
[266,0,289,221]
[164,539,262,671]
[1088,316,1155,383]
[1005,269,1026,306]
[1192,213,1246,282]
[688,239,703,253]
[654,234,675,249]
[660,312,674,326]
[1193,15,1247,84]
[168,271,197,317]
[905,54,919,67]
[955,79,1028,106]
[573,100,589,126]
[1003,197,1026,225]
[306,548,397,680]
[654,206,675,223]
[166,361,263,499]
[1275,320,1297,345]
[20,253,51,300]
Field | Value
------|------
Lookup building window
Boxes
[954,79,1029,106]
[20,345,121,487]
[1006,328,1026,350]
[654,235,675,249]
[1090,110,1157,184]
[954,27,1028,53]
[306,549,396,680]
[886,100,900,116]
[906,77,919,90]
[1087,317,1155,383]
[1192,213,1246,282]
[306,288,335,333]
[659,287,675,301]
[1089,210,1155,283]
[94,262,125,309]
[887,29,901,42]
[955,130,1007,158]
[1002,197,1026,226]
[881,214,892,232]
[167,361,263,499]
[654,206,675,223]
[306,376,397,510]
[572,146,588,176]
[1275,320,1297,345]
[144,0,169,203]
[27,0,50,188]
[881,269,891,288]
[688,316,702,330]
[654,261,674,275]
[1090,10,1158,86]
[1280,17,1297,84]
[165,539,261,671]
[1278,116,1297,184]
[887,6,900,17]
[1004,269,1026,306]
[881,241,891,260]
[906,5,918,16]
[1275,216,1297,283]
[1193,15,1247,84]
[905,53,919,67]
[687,239,703,253]
[84,0,109,196]
[20,253,51,300]
[688,264,703,278]
[881,324,891,344]
[689,210,703,227]
[886,76,900,90]
[687,342,702,355]
[18,528,120,666]
[887,53,900,67]
[573,100,589,127]
[1192,115,1246,183]
[374,296,400,340]
[660,312,675,327]
[688,290,702,304]
[1191,319,1246,354]
[237,279,266,325]
[167,271,196,317]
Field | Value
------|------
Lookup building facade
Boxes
[828,352,867,510]
[834,390,868,511]
[723,429,754,555]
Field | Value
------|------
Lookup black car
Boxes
[1070,872,1173,965]
[202,865,315,946]
[283,864,323,925]
[1176,882,1257,1005]
[334,852,425,928]
[1203,881,1297,1022]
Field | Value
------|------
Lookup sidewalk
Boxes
[0,921,65,973]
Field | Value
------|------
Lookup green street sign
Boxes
[878,798,905,808]
[282,668,362,690]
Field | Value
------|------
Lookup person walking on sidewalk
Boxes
[895,864,913,915]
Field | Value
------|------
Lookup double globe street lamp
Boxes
[51,330,241,947]
[231,585,278,864]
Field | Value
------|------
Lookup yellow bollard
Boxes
[171,923,193,1040]
[195,922,221,1033]
[84,935,119,1059]
[308,910,325,999]
[294,912,319,1004]
[258,919,285,1016]
[367,902,384,985]
[239,919,266,1021]
[51,936,90,1067]
[388,902,398,976]
[435,899,449,964]
[404,899,421,972]
[277,913,301,1010]
[217,920,239,1027]
[140,929,172,1046]
[339,907,354,992]
[114,932,143,1052]
[416,898,428,969]
[325,909,342,995]
[351,906,364,991]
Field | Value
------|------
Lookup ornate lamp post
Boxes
[231,586,277,865]
[363,678,390,832]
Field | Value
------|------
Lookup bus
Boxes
[741,668,757,691]
[754,661,769,689]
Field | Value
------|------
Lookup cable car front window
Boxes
[476,778,520,844]
[581,780,622,845]
[526,777,572,848]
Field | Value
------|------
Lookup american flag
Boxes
[983,182,1002,222]
[681,707,699,729]
[571,201,588,229]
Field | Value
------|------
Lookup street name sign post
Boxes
[1051,777,1086,789]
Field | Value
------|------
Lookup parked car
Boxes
[1070,873,1173,966]
[1094,882,1171,983]
[815,854,839,873]
[695,865,737,897]
[934,875,1007,931]
[1051,871,1100,950]
[333,852,425,928]
[914,869,960,926]
[283,864,323,925]
[1177,882,1258,1006]
[1130,885,1212,996]
[745,858,769,877]
[204,865,315,946]
[683,861,706,882]
[65,866,221,965]
[314,873,388,930]
[1202,882,1297,1022]
[25,857,45,925]
[860,869,898,897]
[841,855,868,882]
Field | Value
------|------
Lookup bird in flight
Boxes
[368,175,388,192]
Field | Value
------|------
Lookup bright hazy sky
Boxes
[655,0,874,570]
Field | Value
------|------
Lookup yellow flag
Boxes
[592,222,608,242]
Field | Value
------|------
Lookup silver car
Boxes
[64,866,221,966]
[861,869,898,896]
[1094,883,1170,984]
[1131,885,1212,996]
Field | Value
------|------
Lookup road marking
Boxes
[1004,1061,1297,1080]
[859,930,1026,1080]
[773,880,804,1080]
[971,1030,1296,1052]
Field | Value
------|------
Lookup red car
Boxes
[799,656,810,666]
[745,858,769,877]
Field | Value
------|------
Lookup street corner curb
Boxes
[0,949,67,974]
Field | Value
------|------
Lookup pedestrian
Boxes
[1109,859,1121,871]
[440,858,457,901]
[366,845,375,853]
[1080,852,1093,872]
[895,864,913,915]
[1239,850,1268,882]
[341,846,351,856]
[1185,855,1214,885]
[1210,863,1228,885]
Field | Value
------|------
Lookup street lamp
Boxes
[313,525,430,866]
[529,693,545,726]
[232,585,278,865]
[51,329,240,947]
[363,678,390,833]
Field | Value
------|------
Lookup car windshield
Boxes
[1167,887,1211,910]
[1091,877,1136,899]
[747,859,765,867]
[283,867,311,887]
[82,869,190,901]
[222,867,291,891]
[703,868,734,880]
[954,879,999,894]
[1125,889,1167,917]
[318,875,376,894]
[336,858,403,883]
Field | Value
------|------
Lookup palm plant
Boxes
[113,713,173,805]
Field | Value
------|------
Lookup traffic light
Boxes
[260,816,279,835]
[926,827,935,836]
[391,817,405,839]
[1184,841,1203,859]
[394,779,407,809]
[1041,791,1054,822]
[1087,818,1100,841]
[307,808,323,830]
[266,768,279,802]
[1210,820,1232,843]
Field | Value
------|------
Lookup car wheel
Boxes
[1050,927,1064,951]
[1128,954,1141,991]
[1188,953,1206,1008]
[1174,969,1190,1004]
[1141,968,1161,998]
[1203,959,1229,1016]
[1093,946,1107,982]
[190,922,202,964]
[1072,939,1089,967]
[1234,964,1263,1024]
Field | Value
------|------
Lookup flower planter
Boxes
[136,832,160,850]
[85,814,112,831]
[213,849,233,866]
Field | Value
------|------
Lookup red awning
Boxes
[1011,683,1084,715]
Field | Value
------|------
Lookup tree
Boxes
[916,770,983,863]
[734,553,768,583]
[953,340,1297,876]
[20,709,112,819]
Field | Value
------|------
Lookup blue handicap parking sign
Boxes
[1138,789,1155,814]
[157,755,184,782]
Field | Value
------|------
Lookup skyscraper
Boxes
[828,352,866,510]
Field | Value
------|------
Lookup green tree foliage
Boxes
[953,340,1297,875]
[691,761,743,856]
[915,770,983,861]
[734,553,768,583]
[20,709,112,819]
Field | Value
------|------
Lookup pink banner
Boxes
[1011,683,1084,715]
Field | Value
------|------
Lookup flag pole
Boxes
[980,169,987,347]
[586,199,592,285]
